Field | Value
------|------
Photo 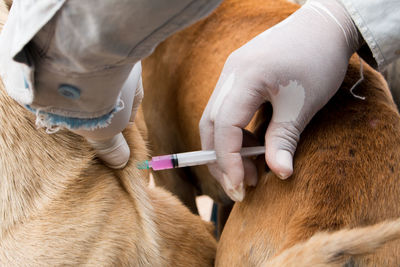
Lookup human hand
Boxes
[73,63,143,169]
[199,0,361,201]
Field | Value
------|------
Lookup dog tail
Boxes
[264,218,400,267]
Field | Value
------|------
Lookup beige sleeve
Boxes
[339,0,400,70]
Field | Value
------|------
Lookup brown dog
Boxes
[142,0,400,265]
[0,2,216,266]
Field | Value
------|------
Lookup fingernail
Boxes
[223,174,245,202]
[275,150,293,180]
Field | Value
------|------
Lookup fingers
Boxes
[264,121,301,179]
[71,63,143,169]
[201,112,247,202]
[131,77,144,121]
[199,71,232,152]
[263,78,306,179]
[200,71,265,201]
[129,62,144,122]
[87,132,130,169]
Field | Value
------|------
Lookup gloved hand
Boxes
[72,64,144,169]
[199,0,362,201]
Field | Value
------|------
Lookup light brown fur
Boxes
[142,0,400,265]
[2,0,10,10]
[0,2,216,266]
[264,218,400,266]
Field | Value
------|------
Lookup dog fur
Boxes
[142,0,400,265]
[216,57,400,265]
[0,2,216,266]
[263,218,400,266]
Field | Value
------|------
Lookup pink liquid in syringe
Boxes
[150,155,174,170]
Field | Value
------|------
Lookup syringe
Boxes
[137,146,265,171]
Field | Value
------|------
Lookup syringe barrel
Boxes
[176,147,265,168]
[150,146,265,171]
[176,150,217,168]
[150,155,175,170]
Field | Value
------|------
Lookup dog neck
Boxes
[0,3,94,235]
[0,85,94,235]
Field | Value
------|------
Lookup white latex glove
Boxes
[199,0,362,201]
[73,64,144,169]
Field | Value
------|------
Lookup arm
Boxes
[339,0,400,70]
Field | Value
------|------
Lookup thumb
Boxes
[264,121,301,180]
[87,132,130,169]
